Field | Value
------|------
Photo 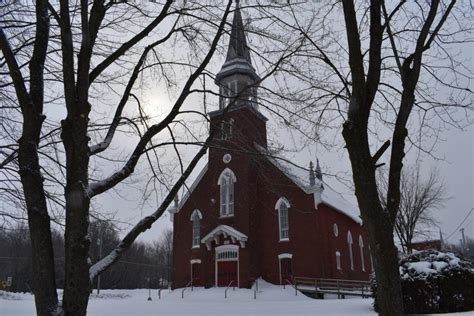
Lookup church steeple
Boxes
[215,0,260,110]
[315,159,323,181]
[225,0,252,65]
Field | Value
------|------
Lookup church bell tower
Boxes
[215,0,260,112]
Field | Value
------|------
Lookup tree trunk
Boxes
[368,214,403,315]
[61,112,92,315]
[342,121,403,315]
[19,111,59,315]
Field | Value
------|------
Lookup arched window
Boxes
[218,168,236,217]
[190,210,202,248]
[275,197,290,241]
[347,231,354,270]
[220,119,234,140]
[335,251,341,270]
[333,223,339,237]
[359,235,365,271]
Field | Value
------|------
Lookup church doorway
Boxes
[215,245,239,287]
[278,253,293,285]
[217,261,237,287]
[190,259,201,286]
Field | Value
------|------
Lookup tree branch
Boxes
[372,140,390,164]
[89,134,212,280]
[87,0,234,197]
[89,26,181,155]
[88,0,174,84]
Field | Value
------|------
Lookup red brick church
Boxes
[169,3,372,289]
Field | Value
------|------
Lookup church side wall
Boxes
[255,158,372,284]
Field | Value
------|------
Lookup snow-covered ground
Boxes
[1,280,472,315]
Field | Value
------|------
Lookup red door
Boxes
[280,258,292,284]
[217,261,237,287]
[192,263,201,285]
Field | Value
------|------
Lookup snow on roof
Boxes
[320,185,362,224]
[254,143,362,224]
[170,146,362,224]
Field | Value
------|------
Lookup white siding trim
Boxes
[190,209,203,221]
[277,253,293,260]
[274,197,291,210]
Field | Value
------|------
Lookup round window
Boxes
[223,153,232,164]
[333,223,339,237]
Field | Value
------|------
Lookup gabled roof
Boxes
[170,145,361,225]
[254,143,362,224]
[201,225,248,244]
[170,163,208,215]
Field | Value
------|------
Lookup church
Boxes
[169,3,372,289]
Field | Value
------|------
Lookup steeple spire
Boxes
[225,0,252,65]
[215,1,259,84]
[315,159,323,181]
[309,161,316,186]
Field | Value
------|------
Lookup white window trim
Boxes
[333,223,339,237]
[359,235,365,272]
[218,168,236,218]
[347,231,354,271]
[190,259,202,264]
[275,197,290,241]
[278,253,293,260]
[190,209,203,221]
[191,210,202,249]
[336,251,341,270]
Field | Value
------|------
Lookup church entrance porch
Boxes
[201,225,248,287]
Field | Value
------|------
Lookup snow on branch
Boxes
[89,136,211,280]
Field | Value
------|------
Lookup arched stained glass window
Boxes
[218,168,236,217]
[347,231,354,270]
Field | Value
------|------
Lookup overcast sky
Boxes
[85,2,474,249]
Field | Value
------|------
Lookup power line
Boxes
[445,208,473,241]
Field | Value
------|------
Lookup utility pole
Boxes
[460,228,466,254]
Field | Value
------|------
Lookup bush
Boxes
[371,249,474,314]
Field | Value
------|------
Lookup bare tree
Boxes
[379,166,447,254]
[0,1,234,314]
[260,1,472,315]
[0,0,298,314]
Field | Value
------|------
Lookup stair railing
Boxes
[181,280,193,299]
[224,280,235,298]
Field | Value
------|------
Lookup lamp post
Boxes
[147,277,152,301]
